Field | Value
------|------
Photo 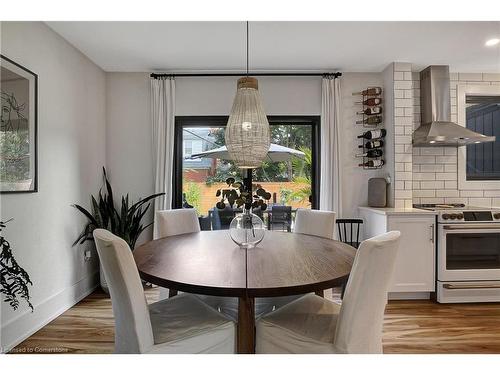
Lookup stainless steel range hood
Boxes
[412,65,496,147]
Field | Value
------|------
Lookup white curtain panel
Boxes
[320,76,343,216]
[151,77,175,238]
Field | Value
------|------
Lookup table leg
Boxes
[168,289,178,298]
[237,295,255,354]
[315,290,324,297]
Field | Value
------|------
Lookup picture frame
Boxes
[0,54,38,193]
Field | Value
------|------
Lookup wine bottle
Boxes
[357,129,387,140]
[355,97,382,106]
[358,140,385,149]
[355,115,382,125]
[356,106,382,115]
[359,159,385,168]
[352,87,382,96]
[355,149,383,158]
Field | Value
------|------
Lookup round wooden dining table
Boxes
[133,230,356,354]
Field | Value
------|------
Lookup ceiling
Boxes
[46,21,500,73]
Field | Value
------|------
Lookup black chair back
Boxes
[336,218,363,249]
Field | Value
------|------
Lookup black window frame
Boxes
[173,115,321,211]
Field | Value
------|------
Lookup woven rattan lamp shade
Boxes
[225,77,271,169]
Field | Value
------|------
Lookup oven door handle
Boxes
[442,225,500,230]
[443,283,500,290]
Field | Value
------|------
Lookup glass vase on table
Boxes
[229,205,265,249]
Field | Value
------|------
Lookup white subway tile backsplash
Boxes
[395,153,412,163]
[413,172,436,181]
[444,181,457,189]
[405,163,412,172]
[435,173,457,181]
[395,117,413,126]
[483,73,500,81]
[394,199,405,209]
[419,164,444,173]
[394,81,413,90]
[395,135,412,145]
[402,72,500,207]
[459,73,482,81]
[395,181,404,190]
[395,171,413,181]
[468,198,493,207]
[420,148,444,156]
[395,107,405,116]
[394,98,413,108]
[396,190,413,199]
[394,71,404,80]
[395,163,405,172]
[460,190,484,198]
[394,89,404,99]
[436,190,460,198]
[394,62,412,72]
[413,190,436,198]
[436,156,457,164]
[444,148,457,156]
[444,164,457,173]
[484,191,500,198]
[420,181,444,189]
[413,155,436,164]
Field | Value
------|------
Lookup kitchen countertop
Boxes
[358,206,438,216]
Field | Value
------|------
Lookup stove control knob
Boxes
[449,214,457,220]
[442,214,450,220]
[494,213,500,220]
[456,213,464,220]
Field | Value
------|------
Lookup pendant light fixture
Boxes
[225,21,270,169]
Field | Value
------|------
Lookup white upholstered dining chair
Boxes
[256,209,337,313]
[293,208,337,239]
[256,230,401,354]
[93,229,236,353]
[155,209,200,299]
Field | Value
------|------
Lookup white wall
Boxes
[106,72,384,228]
[0,22,106,352]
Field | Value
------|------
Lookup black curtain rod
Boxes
[150,72,342,79]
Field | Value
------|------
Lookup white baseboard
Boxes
[1,271,99,353]
[388,292,431,300]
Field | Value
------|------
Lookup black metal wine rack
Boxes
[354,87,385,170]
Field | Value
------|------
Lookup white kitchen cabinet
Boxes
[358,207,436,296]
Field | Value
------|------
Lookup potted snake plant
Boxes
[72,167,164,293]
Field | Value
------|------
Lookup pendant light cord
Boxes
[246,21,249,77]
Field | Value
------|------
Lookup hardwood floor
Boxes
[9,287,500,354]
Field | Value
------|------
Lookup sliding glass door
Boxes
[173,116,320,227]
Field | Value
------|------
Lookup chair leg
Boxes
[340,282,346,299]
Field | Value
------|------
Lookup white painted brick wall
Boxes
[411,73,500,207]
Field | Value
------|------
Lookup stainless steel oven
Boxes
[436,209,500,303]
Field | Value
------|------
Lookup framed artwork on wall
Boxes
[0,54,38,193]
